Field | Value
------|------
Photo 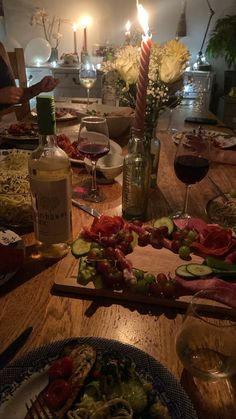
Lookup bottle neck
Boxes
[128,127,145,153]
[39,133,57,147]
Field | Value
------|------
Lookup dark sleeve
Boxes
[0,56,15,110]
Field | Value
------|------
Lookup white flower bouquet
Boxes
[102,39,190,136]
[30,8,69,49]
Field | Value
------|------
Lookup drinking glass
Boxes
[173,132,210,218]
[176,288,236,382]
[79,62,97,106]
[77,116,110,202]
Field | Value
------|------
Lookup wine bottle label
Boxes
[30,177,72,244]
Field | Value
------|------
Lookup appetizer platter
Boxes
[54,215,236,314]
[0,122,39,141]
[0,337,197,419]
[172,130,236,149]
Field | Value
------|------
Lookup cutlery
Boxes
[72,199,101,218]
[207,176,230,202]
[0,326,33,369]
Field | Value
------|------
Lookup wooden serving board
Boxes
[53,245,234,315]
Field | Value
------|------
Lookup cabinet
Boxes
[26,65,103,106]
[217,96,236,129]
[182,70,215,110]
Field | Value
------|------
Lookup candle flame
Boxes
[125,20,131,32]
[137,2,149,35]
[80,15,91,28]
[72,23,77,32]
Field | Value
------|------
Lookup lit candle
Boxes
[72,23,78,55]
[81,16,90,52]
[134,2,152,131]
[125,20,131,44]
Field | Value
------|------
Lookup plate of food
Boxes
[172,130,236,149]
[57,133,123,164]
[206,193,236,235]
[0,227,25,286]
[0,337,197,419]
[0,122,39,141]
[0,149,33,228]
[31,108,78,122]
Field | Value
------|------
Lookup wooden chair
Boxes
[0,48,30,121]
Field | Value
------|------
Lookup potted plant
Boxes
[206,15,236,94]
[206,14,236,68]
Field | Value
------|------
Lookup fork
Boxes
[25,397,53,418]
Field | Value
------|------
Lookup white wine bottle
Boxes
[28,96,72,259]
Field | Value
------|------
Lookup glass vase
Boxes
[48,47,59,63]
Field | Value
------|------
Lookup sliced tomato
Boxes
[48,356,73,380]
[43,379,71,409]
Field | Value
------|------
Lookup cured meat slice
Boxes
[175,276,236,309]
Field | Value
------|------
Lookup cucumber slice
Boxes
[153,217,174,235]
[71,237,91,258]
[186,264,213,277]
[175,264,195,278]
[212,269,236,279]
[205,256,236,271]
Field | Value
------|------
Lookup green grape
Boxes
[178,245,191,260]
[187,230,197,241]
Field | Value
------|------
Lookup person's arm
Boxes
[20,76,59,102]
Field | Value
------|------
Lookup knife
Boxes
[72,199,101,218]
[0,326,33,369]
[207,176,230,203]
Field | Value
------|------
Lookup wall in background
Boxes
[1,0,236,98]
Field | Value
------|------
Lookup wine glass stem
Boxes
[91,160,97,192]
[183,184,190,215]
[87,88,90,106]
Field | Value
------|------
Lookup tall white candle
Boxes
[72,23,78,54]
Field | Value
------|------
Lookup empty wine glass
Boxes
[173,132,210,218]
[79,61,97,106]
[176,288,236,382]
[77,116,110,202]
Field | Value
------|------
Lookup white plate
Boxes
[172,130,236,149]
[69,139,122,165]
[24,38,51,66]
[0,228,24,286]
[0,337,197,419]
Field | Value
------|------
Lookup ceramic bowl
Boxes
[85,152,124,182]
[76,104,134,139]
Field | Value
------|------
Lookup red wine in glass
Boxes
[79,142,110,161]
[173,135,210,218]
[174,155,210,185]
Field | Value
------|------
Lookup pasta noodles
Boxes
[0,150,32,226]
[208,200,236,234]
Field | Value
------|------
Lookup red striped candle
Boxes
[134,3,152,131]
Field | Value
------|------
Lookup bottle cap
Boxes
[36,96,56,135]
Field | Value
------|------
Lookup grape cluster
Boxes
[171,228,198,259]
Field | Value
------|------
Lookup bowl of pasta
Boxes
[0,150,33,228]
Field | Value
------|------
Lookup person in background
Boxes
[0,42,59,110]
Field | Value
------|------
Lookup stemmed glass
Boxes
[77,116,110,202]
[173,132,210,218]
[79,61,97,106]
[175,288,236,382]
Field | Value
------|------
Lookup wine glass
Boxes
[79,61,97,106]
[173,132,210,218]
[175,288,236,382]
[77,116,110,202]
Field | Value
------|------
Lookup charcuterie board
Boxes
[53,245,234,315]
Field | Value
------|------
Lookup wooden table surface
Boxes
[0,105,236,418]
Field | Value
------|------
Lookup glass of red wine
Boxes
[77,116,110,202]
[173,133,210,218]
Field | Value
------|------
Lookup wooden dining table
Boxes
[0,103,236,419]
